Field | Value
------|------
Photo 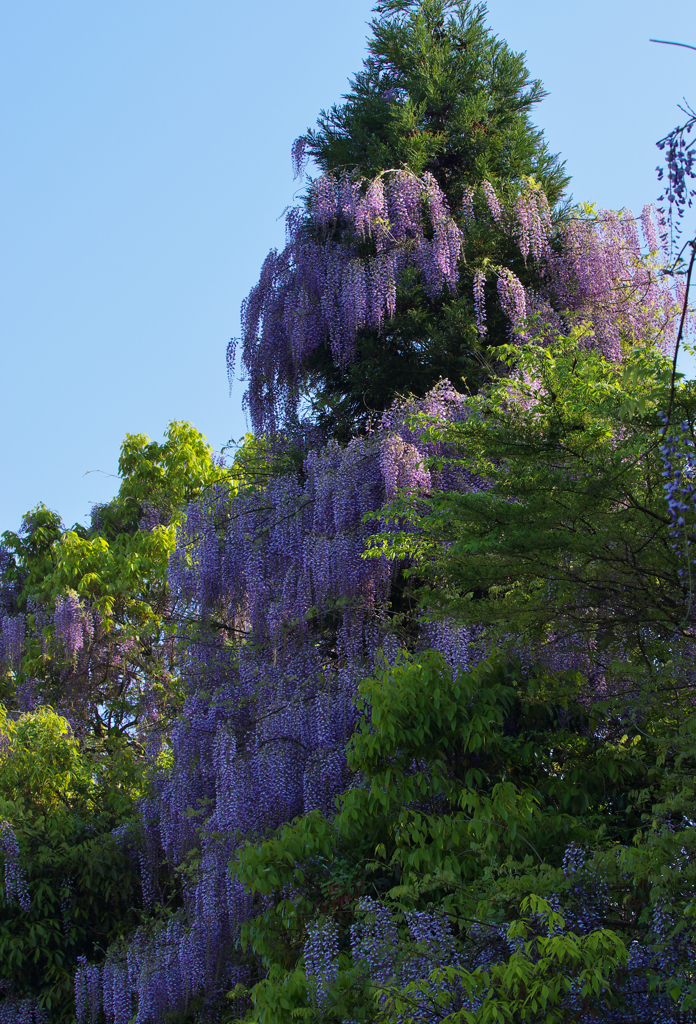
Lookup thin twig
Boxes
[649,39,696,52]
[663,239,696,432]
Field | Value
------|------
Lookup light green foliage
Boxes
[2,422,241,734]
[23,421,231,616]
[0,705,142,1019]
[1,703,99,812]
[115,420,232,524]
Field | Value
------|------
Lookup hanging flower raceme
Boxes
[473,181,689,355]
[54,592,94,661]
[473,269,487,337]
[240,169,465,433]
[0,821,31,912]
[548,205,686,361]
[514,178,553,263]
[240,167,689,436]
[497,267,527,333]
[350,897,464,1017]
[481,180,503,226]
[304,919,340,1008]
[0,998,49,1024]
[0,615,24,670]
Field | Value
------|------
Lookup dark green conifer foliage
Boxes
[306,0,567,206]
[297,0,569,436]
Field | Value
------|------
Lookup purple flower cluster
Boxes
[74,957,101,1024]
[402,909,461,981]
[514,179,552,263]
[291,135,308,180]
[659,417,696,620]
[496,267,527,334]
[377,379,473,490]
[138,503,169,532]
[548,207,684,361]
[0,999,48,1024]
[1,615,24,669]
[481,181,503,225]
[241,169,464,433]
[242,158,692,434]
[14,678,40,713]
[21,584,150,736]
[556,842,608,937]
[79,917,238,1024]
[351,896,399,985]
[380,433,431,499]
[304,918,339,1007]
[479,179,552,262]
[380,86,407,105]
[54,592,93,660]
[657,102,696,255]
[477,180,688,356]
[89,504,108,533]
[462,186,476,225]
[351,900,468,1019]
[473,269,486,336]
[0,821,31,912]
[0,546,19,623]
[561,840,586,878]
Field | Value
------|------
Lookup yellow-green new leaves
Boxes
[0,705,142,1019]
[0,705,91,815]
[32,526,174,619]
[0,704,143,821]
[115,421,232,526]
[2,421,248,734]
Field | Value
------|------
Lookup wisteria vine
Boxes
[237,167,685,435]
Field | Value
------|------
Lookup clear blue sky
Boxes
[1,0,695,532]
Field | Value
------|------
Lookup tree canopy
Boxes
[1,2,696,1023]
[303,0,569,206]
[241,0,573,438]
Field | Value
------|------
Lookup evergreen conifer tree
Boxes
[304,0,566,208]
[241,0,569,437]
